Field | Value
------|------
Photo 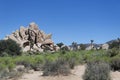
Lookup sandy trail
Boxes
[18,65,85,80]
[18,65,120,80]
[111,71,120,80]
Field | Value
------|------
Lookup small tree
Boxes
[80,44,86,50]
[0,39,21,56]
[56,42,64,49]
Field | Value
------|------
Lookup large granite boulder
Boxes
[5,22,56,52]
[102,44,109,50]
[19,26,28,40]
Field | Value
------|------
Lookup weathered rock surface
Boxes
[5,22,57,52]
[102,43,109,50]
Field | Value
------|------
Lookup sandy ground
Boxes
[17,65,120,80]
[18,65,85,80]
[111,71,120,80]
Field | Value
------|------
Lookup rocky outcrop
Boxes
[86,45,94,50]
[102,44,109,50]
[5,22,58,52]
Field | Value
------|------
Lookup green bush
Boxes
[80,44,86,50]
[31,63,42,71]
[43,58,70,76]
[83,61,111,80]
[7,71,23,79]
[0,69,9,80]
[110,56,120,71]
[14,55,45,71]
[106,48,120,57]
[61,46,69,51]
[0,64,7,71]
[0,39,21,56]
[63,52,79,68]
[109,41,119,49]
[8,63,16,71]
[0,63,20,80]
[68,58,76,69]
[15,59,31,68]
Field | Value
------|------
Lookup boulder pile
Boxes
[5,22,59,52]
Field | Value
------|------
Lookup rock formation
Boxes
[5,22,58,52]
[102,43,109,50]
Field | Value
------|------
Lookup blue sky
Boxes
[0,0,120,45]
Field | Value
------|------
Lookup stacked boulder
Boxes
[5,22,58,52]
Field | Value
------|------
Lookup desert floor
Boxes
[17,65,120,80]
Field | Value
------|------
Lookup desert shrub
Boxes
[82,50,96,63]
[80,44,86,50]
[110,56,120,71]
[83,61,111,80]
[61,46,69,51]
[14,56,33,69]
[14,55,45,71]
[31,63,42,71]
[0,57,16,71]
[68,58,76,69]
[0,63,21,80]
[45,53,59,62]
[0,39,21,56]
[16,59,31,68]
[0,69,9,80]
[43,58,70,76]
[86,51,111,63]
[109,41,119,49]
[7,71,23,79]
[31,55,45,71]
[106,48,120,57]
[0,63,7,71]
[63,51,79,68]
[81,50,111,64]
[61,50,66,54]
[8,63,16,71]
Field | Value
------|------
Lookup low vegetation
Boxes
[83,61,111,80]
[0,39,120,79]
[110,56,120,71]
[43,58,70,76]
[0,39,21,56]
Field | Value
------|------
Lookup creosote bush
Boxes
[68,58,76,69]
[0,63,22,80]
[83,61,111,80]
[106,48,120,57]
[110,56,120,71]
[43,58,70,76]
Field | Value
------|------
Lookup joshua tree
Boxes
[117,38,120,49]
[90,40,94,49]
[72,42,78,51]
